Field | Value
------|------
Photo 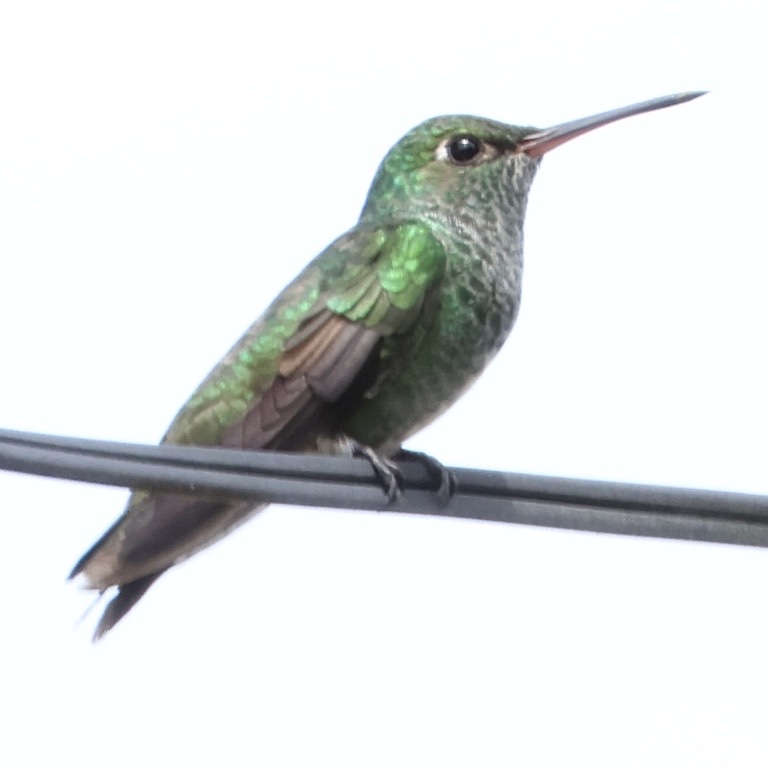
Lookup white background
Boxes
[1,1,766,765]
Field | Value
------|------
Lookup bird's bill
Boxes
[518,91,706,158]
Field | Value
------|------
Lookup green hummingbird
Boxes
[70,92,704,638]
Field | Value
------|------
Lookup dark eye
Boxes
[447,135,482,163]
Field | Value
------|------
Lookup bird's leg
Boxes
[393,449,457,506]
[328,435,404,502]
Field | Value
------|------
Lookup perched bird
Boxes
[71,92,704,638]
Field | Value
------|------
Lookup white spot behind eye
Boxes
[435,141,451,162]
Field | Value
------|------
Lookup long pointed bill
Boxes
[518,92,706,158]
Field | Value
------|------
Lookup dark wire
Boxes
[1,427,767,548]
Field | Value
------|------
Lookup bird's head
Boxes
[360,93,705,226]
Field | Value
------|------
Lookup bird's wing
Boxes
[71,221,447,591]
[165,220,447,450]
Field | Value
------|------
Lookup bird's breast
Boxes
[337,236,523,453]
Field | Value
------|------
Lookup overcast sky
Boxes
[1,1,766,766]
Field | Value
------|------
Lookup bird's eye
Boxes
[446,135,483,164]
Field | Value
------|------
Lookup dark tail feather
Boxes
[92,571,165,641]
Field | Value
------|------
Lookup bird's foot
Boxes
[331,436,404,502]
[393,449,457,506]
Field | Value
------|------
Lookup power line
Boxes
[1,427,767,548]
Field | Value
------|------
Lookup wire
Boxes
[1,427,767,548]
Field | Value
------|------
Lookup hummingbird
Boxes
[70,92,704,639]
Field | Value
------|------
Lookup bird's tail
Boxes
[91,572,166,641]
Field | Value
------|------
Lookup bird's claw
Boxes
[394,449,457,506]
[332,437,455,504]
[357,444,404,502]
[333,436,404,502]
